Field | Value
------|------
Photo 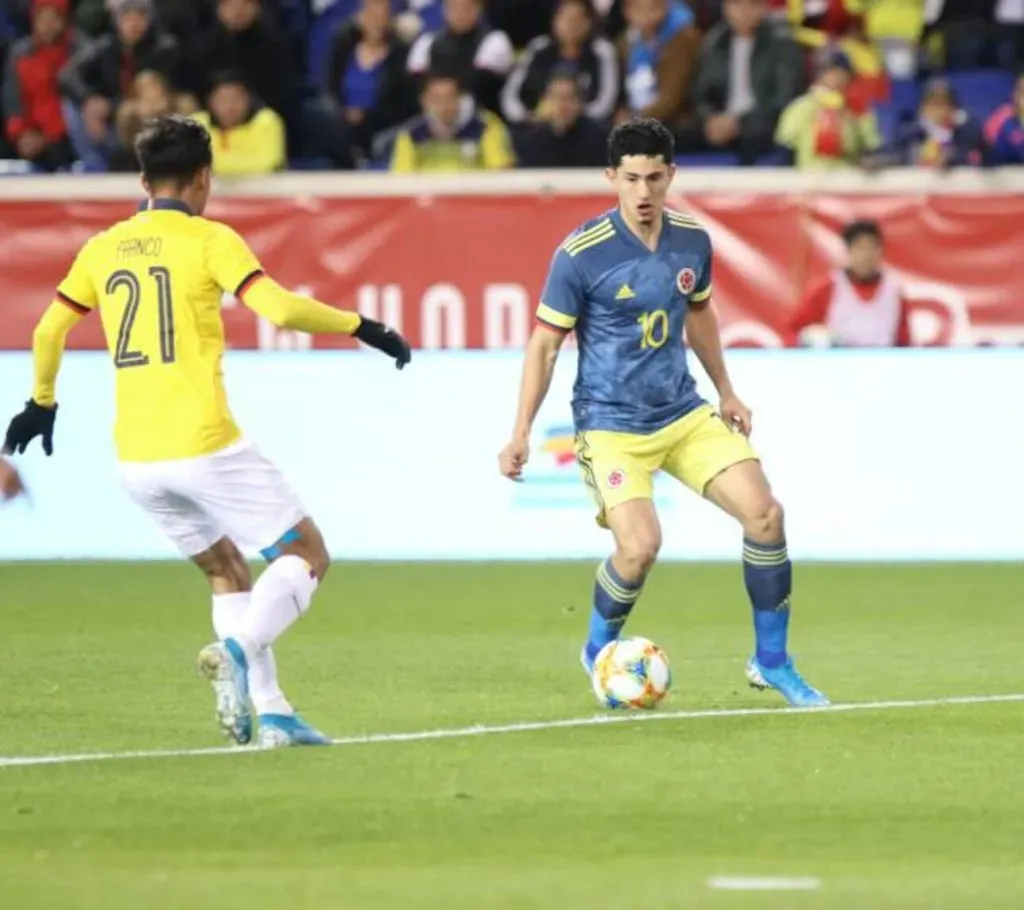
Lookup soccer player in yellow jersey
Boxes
[498,119,828,707]
[3,116,412,748]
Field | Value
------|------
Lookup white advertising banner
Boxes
[1,349,1021,561]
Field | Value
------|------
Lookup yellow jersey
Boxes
[54,199,266,463]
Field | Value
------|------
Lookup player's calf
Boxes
[584,501,661,673]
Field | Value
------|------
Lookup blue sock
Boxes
[743,538,792,669]
[586,557,643,662]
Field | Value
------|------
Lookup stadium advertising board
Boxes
[0,172,1022,351]
[1,349,1021,561]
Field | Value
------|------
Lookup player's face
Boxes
[847,235,882,278]
[608,156,674,226]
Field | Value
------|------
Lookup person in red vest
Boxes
[788,218,911,347]
[3,0,78,171]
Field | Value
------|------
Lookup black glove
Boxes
[354,318,411,370]
[5,400,57,456]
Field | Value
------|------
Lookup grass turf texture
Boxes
[0,562,1021,909]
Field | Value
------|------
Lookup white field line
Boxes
[707,876,823,891]
[1,693,1021,771]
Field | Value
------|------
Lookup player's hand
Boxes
[498,436,529,482]
[0,457,25,502]
[719,394,752,436]
[4,400,57,456]
[354,318,412,370]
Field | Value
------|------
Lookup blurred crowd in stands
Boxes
[1,0,1023,175]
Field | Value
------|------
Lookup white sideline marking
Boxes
[1,693,1021,770]
[708,876,822,891]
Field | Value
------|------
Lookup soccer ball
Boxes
[591,636,671,709]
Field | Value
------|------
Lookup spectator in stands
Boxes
[501,0,619,126]
[892,78,985,169]
[190,0,295,125]
[925,0,1021,74]
[107,68,181,170]
[59,0,180,171]
[390,69,515,170]
[314,0,417,168]
[406,0,514,114]
[985,73,1024,165]
[788,219,911,348]
[680,0,803,164]
[487,0,561,51]
[774,49,880,170]
[73,0,202,44]
[192,71,286,175]
[514,70,608,166]
[3,0,77,172]
[618,0,701,127]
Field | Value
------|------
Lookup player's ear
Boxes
[604,166,617,185]
[666,163,677,183]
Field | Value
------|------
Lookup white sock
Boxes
[212,591,293,717]
[237,554,318,653]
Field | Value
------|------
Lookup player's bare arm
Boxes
[498,325,564,480]
[685,300,752,435]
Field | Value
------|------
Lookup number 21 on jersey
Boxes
[106,267,176,369]
[637,309,669,350]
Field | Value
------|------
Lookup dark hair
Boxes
[607,118,675,167]
[556,0,595,17]
[135,115,213,187]
[842,219,883,246]
[422,68,462,92]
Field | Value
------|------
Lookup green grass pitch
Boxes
[0,561,1021,909]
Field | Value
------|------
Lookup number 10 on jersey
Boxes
[107,266,176,369]
[637,309,669,349]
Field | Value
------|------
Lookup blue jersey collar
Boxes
[138,198,195,216]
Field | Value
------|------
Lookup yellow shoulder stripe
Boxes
[563,218,615,256]
[690,286,712,303]
[666,212,705,233]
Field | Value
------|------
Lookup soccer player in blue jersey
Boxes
[498,118,828,707]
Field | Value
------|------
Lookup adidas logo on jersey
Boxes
[615,284,636,300]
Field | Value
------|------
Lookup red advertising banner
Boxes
[0,192,1019,349]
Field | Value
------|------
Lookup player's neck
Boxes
[618,207,663,250]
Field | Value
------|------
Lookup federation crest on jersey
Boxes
[676,268,697,295]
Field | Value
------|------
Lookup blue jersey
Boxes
[537,207,712,434]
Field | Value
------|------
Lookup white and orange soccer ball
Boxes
[591,636,671,709]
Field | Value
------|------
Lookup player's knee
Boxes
[743,498,785,543]
[283,519,331,581]
[617,530,661,577]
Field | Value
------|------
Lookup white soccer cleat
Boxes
[197,638,253,745]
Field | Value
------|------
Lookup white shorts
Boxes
[118,439,307,558]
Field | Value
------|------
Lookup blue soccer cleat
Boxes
[746,656,830,708]
[257,713,331,748]
[197,638,252,745]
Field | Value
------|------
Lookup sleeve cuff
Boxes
[690,286,712,304]
[535,302,577,330]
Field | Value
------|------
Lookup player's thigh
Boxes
[185,441,310,559]
[574,429,658,529]
[118,461,226,559]
[703,458,782,538]
[662,405,761,498]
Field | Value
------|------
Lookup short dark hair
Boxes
[422,69,462,93]
[842,219,883,246]
[607,118,675,167]
[135,115,212,187]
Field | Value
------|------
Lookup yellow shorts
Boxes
[574,404,759,527]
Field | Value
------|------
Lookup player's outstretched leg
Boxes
[230,517,332,748]
[704,461,829,707]
[582,500,660,675]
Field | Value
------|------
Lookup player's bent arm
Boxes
[240,276,362,335]
[685,301,734,398]
[513,325,564,438]
[31,300,84,406]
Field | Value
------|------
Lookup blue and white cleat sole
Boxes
[257,713,331,748]
[197,640,252,745]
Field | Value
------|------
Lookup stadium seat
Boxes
[946,70,1017,123]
